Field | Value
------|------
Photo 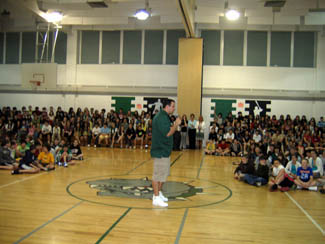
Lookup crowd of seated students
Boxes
[0,105,158,174]
[204,112,325,194]
[1,105,325,193]
[0,106,95,174]
[0,105,153,149]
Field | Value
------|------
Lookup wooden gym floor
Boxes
[0,148,324,244]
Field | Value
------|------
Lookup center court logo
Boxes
[87,177,203,201]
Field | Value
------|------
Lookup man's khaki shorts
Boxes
[152,157,170,182]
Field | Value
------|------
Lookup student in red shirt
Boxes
[216,139,230,156]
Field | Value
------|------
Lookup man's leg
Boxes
[152,180,159,196]
[158,182,164,192]
[152,158,168,207]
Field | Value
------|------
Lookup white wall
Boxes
[72,65,178,87]
[0,65,21,85]
[202,66,316,91]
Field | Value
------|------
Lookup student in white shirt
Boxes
[91,124,101,147]
[309,150,323,178]
[224,129,235,143]
[285,154,301,179]
[41,120,52,144]
[252,130,262,143]
[269,159,295,192]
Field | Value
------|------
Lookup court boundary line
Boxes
[95,207,132,244]
[174,208,189,244]
[285,192,325,236]
[13,201,83,244]
[126,159,151,175]
[0,172,47,189]
[196,152,205,179]
[170,153,183,167]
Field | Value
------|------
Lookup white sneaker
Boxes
[152,196,168,207]
[64,162,68,167]
[308,186,317,191]
[58,162,62,166]
[94,145,96,148]
[297,186,302,190]
[159,191,168,202]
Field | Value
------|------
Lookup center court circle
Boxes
[66,174,232,209]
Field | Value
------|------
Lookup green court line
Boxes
[14,201,83,244]
[66,174,232,210]
[126,159,151,175]
[174,208,189,244]
[196,152,205,179]
[170,153,183,167]
[95,208,132,244]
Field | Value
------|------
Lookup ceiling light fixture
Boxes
[223,0,240,21]
[225,9,240,21]
[134,0,151,20]
[42,11,63,23]
[134,9,150,20]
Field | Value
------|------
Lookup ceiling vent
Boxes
[264,1,286,8]
[87,0,108,8]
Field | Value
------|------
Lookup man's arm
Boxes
[166,117,181,137]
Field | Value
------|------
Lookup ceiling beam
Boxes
[7,0,47,22]
[176,0,196,38]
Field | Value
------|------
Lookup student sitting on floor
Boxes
[98,123,110,147]
[243,156,269,186]
[134,124,145,149]
[12,145,40,174]
[269,159,295,192]
[91,124,101,147]
[125,123,135,149]
[294,158,317,191]
[308,150,323,179]
[58,144,75,167]
[37,144,55,171]
[110,122,119,148]
[204,140,216,155]
[0,140,17,170]
[230,139,242,157]
[15,140,29,158]
[285,154,301,180]
[216,139,230,156]
[70,139,83,160]
[234,154,255,181]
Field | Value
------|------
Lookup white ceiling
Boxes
[1,0,325,31]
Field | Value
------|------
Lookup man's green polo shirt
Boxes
[150,109,173,158]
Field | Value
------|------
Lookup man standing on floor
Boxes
[151,99,181,207]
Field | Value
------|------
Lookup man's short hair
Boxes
[162,99,175,108]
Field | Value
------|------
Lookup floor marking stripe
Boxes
[174,208,189,244]
[95,208,132,244]
[0,172,47,189]
[285,192,325,236]
[126,159,151,175]
[196,152,205,179]
[14,201,83,244]
[170,153,183,167]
